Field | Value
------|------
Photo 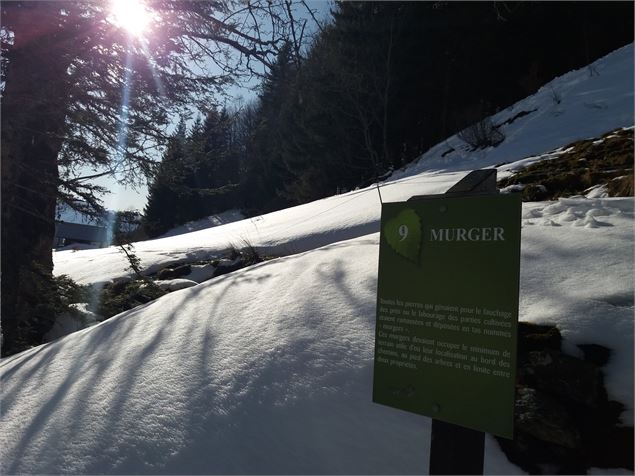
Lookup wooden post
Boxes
[429,419,485,475]
[410,169,498,475]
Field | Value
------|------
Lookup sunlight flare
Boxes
[110,0,152,38]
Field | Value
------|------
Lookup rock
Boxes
[518,322,562,360]
[156,279,198,291]
[523,350,603,407]
[577,343,611,367]
[498,322,633,474]
[213,257,245,278]
[588,425,635,470]
[497,430,585,475]
[157,264,191,280]
[515,387,581,449]
[522,184,549,201]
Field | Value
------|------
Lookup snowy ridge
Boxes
[2,44,634,474]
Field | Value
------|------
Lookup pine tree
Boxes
[112,209,144,245]
[142,121,190,238]
[1,1,308,355]
[241,42,299,212]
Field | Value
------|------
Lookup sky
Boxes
[93,0,334,213]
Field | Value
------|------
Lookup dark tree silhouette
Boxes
[0,0,310,355]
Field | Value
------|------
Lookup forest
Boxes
[143,2,634,237]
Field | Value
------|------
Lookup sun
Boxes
[110,0,152,38]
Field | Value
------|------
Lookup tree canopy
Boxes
[2,0,306,214]
[0,0,312,355]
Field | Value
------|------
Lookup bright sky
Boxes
[95,1,334,213]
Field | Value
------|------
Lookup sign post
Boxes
[372,169,521,474]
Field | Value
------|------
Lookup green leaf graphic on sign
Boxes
[384,208,422,263]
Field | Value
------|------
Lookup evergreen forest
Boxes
[142,2,634,237]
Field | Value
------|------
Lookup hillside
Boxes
[53,44,634,287]
[1,44,633,474]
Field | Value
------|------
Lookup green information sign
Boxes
[373,193,521,439]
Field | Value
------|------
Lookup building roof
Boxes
[55,221,108,243]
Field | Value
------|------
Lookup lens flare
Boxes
[110,0,151,38]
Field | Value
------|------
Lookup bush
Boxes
[228,238,262,265]
[458,117,505,150]
[97,280,166,319]
[54,275,91,311]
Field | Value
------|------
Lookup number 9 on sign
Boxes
[399,224,408,241]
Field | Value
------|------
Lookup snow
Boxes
[3,238,434,474]
[158,209,245,238]
[1,44,634,474]
[54,242,102,252]
[520,198,634,425]
[43,303,101,342]
[155,278,198,291]
[3,198,633,473]
[393,44,634,178]
[182,263,217,283]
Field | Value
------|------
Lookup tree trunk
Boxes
[1,8,71,355]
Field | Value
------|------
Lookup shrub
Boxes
[228,237,262,265]
[457,117,505,150]
[97,280,166,319]
[54,274,91,311]
[548,85,562,105]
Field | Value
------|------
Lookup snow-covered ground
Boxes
[158,209,245,238]
[2,44,634,474]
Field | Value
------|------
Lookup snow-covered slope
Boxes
[158,209,245,238]
[392,43,634,178]
[2,199,633,474]
[2,44,633,474]
[53,43,634,287]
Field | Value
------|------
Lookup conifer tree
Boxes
[142,121,190,238]
[1,1,309,354]
[241,42,299,212]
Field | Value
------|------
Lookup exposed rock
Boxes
[157,264,191,280]
[155,279,198,291]
[213,257,245,278]
[522,184,550,201]
[515,387,580,449]
[497,431,586,475]
[578,343,612,367]
[497,126,634,200]
[523,350,603,407]
[518,322,562,358]
[588,425,635,470]
[496,321,633,474]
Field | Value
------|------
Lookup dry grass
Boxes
[498,127,633,200]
